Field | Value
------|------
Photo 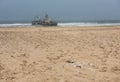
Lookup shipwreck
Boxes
[32,14,57,26]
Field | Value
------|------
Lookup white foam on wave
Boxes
[0,22,120,27]
[0,23,31,27]
[58,22,120,27]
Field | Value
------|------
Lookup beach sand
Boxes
[0,26,120,82]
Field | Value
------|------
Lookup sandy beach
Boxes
[0,26,120,82]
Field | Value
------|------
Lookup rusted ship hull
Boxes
[32,21,57,26]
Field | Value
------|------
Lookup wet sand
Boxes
[0,26,120,82]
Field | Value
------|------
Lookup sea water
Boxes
[0,22,120,27]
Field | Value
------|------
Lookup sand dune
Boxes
[0,26,120,82]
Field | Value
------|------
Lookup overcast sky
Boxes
[0,0,120,21]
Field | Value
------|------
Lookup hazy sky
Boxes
[0,0,120,21]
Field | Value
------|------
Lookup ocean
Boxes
[0,21,120,27]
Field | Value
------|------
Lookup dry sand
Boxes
[0,26,120,82]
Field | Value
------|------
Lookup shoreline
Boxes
[0,26,120,31]
[1,22,120,27]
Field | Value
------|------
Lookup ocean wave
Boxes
[0,23,31,27]
[58,22,120,27]
[0,22,120,27]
